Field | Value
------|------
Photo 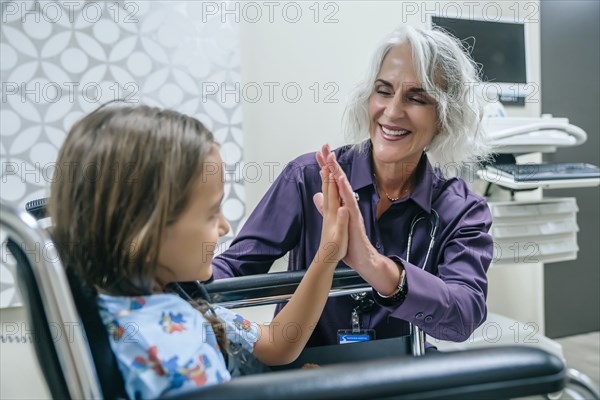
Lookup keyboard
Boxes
[492,163,600,182]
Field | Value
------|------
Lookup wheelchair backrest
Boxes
[1,204,112,399]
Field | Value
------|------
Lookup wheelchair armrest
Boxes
[165,346,565,400]
[203,267,368,307]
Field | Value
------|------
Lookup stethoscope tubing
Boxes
[406,209,439,270]
[406,209,440,356]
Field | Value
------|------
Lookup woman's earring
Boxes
[423,146,429,152]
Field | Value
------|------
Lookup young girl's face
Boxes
[157,148,229,283]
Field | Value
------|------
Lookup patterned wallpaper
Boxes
[0,1,246,307]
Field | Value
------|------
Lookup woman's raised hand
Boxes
[315,161,349,265]
[314,145,378,272]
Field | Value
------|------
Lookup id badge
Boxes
[336,329,376,344]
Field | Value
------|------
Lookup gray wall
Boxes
[541,1,600,338]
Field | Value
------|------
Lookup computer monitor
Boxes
[431,16,529,106]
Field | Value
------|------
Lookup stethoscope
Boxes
[406,209,440,356]
[407,209,440,271]
[350,208,440,356]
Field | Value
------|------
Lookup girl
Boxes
[48,104,350,399]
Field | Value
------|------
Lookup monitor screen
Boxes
[431,16,528,104]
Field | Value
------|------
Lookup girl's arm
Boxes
[252,165,349,366]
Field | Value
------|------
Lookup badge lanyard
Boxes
[337,292,375,344]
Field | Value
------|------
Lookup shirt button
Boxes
[375,242,381,249]
[424,315,433,323]
[415,312,424,319]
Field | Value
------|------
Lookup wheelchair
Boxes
[1,198,592,399]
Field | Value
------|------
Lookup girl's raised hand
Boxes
[316,165,349,265]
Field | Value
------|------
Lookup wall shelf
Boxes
[477,170,600,190]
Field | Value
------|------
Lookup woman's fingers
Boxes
[319,148,349,201]
[336,175,351,205]
[320,167,342,217]
[315,144,331,169]
[323,152,357,210]
[320,168,329,210]
[326,152,344,180]
[327,170,340,213]
[336,207,349,256]
[316,145,355,244]
[316,150,326,169]
[337,175,361,215]
[322,144,331,162]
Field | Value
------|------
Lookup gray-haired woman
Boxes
[213,25,494,349]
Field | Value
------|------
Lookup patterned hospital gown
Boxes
[97,293,260,399]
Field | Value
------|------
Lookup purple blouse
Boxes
[212,143,493,347]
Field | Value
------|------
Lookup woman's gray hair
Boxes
[343,25,491,177]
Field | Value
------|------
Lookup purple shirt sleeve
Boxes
[382,199,492,342]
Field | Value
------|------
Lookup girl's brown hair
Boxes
[49,104,227,349]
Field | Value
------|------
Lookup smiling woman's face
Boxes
[368,43,438,167]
